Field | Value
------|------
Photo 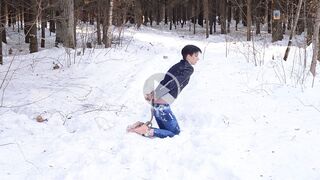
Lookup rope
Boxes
[144,99,154,127]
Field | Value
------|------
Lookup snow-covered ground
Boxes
[0,24,320,180]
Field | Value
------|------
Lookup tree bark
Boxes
[271,0,283,42]
[156,0,161,25]
[234,0,240,31]
[310,1,320,78]
[246,0,252,41]
[1,0,6,44]
[227,0,231,33]
[0,1,3,65]
[267,0,271,33]
[134,0,143,28]
[97,0,102,45]
[106,0,113,48]
[55,0,75,48]
[29,0,38,53]
[283,0,303,61]
[64,0,75,48]
[49,1,55,35]
[41,0,46,48]
[255,0,261,34]
[209,0,215,34]
[203,0,209,38]
[220,0,226,34]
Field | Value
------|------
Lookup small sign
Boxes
[273,10,281,20]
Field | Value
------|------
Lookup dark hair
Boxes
[181,45,202,60]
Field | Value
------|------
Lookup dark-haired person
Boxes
[129,45,202,138]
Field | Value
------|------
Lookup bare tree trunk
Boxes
[169,6,173,30]
[56,0,75,48]
[106,0,113,48]
[191,0,195,34]
[134,0,143,28]
[24,0,31,44]
[220,0,226,34]
[267,0,271,33]
[235,0,240,31]
[283,0,303,61]
[246,0,252,41]
[227,0,231,33]
[255,0,261,34]
[203,0,209,38]
[305,1,311,45]
[0,1,2,65]
[164,0,168,24]
[29,0,38,53]
[64,0,75,48]
[213,0,217,33]
[310,2,320,81]
[1,0,6,44]
[20,3,23,31]
[156,0,161,25]
[97,0,102,45]
[49,0,55,35]
[41,0,46,48]
[102,1,108,46]
[209,0,215,34]
[271,0,283,42]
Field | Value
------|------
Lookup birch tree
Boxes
[283,0,303,61]
[106,0,113,47]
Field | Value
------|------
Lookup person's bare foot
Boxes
[126,121,144,132]
[132,124,154,137]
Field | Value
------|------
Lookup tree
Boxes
[41,0,47,48]
[29,0,38,53]
[203,0,209,38]
[56,0,75,48]
[1,0,6,44]
[283,0,303,61]
[102,0,113,48]
[106,0,114,47]
[246,0,252,41]
[209,0,216,34]
[310,1,320,84]
[220,0,226,34]
[227,0,231,33]
[64,0,76,48]
[0,0,3,65]
[97,0,102,45]
[271,0,283,42]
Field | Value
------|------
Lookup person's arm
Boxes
[154,67,193,99]
[144,91,154,101]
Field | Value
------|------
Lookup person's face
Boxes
[186,52,200,65]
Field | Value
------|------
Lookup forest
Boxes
[1,1,320,179]
[0,0,320,73]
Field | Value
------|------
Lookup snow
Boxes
[1,24,320,180]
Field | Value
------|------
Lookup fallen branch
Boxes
[296,98,320,113]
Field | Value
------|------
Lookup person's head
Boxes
[181,45,202,65]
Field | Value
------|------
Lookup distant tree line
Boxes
[0,0,320,66]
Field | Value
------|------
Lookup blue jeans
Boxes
[152,104,180,138]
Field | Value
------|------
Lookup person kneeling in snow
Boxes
[128,45,202,138]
